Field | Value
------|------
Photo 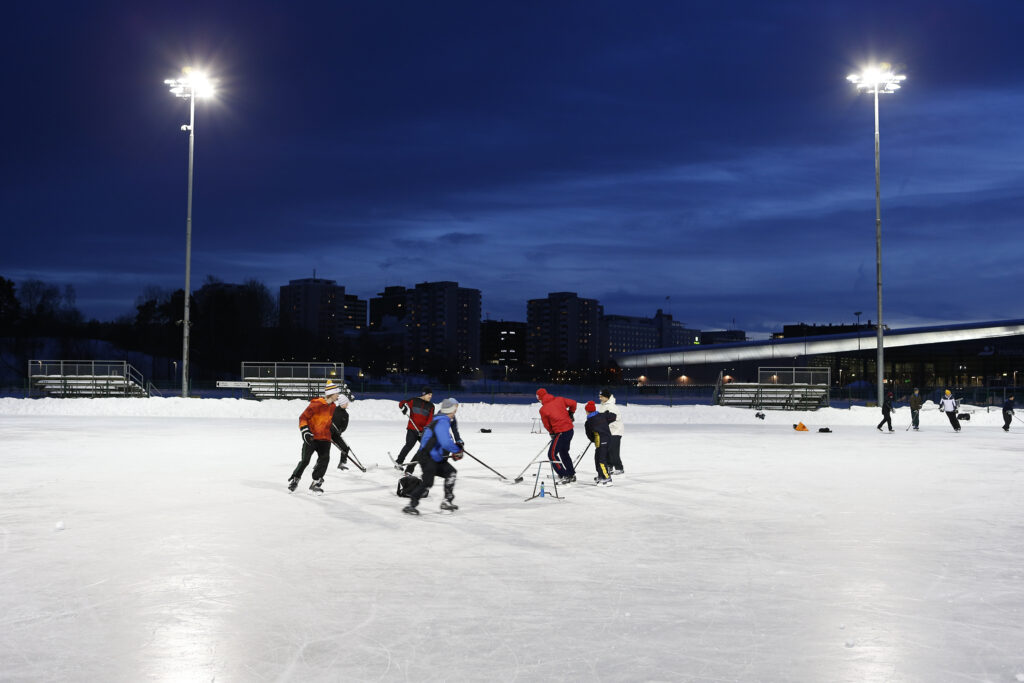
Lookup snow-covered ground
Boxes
[1,397,1022,682]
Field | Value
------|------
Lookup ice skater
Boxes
[584,400,617,486]
[877,391,895,432]
[598,388,625,474]
[403,398,463,515]
[1002,395,1014,432]
[939,389,961,432]
[289,381,344,493]
[909,388,923,431]
[536,388,578,484]
[395,387,434,470]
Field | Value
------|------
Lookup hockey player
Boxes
[939,389,961,432]
[288,381,344,493]
[598,388,625,474]
[909,388,923,431]
[403,398,463,515]
[876,391,895,432]
[584,400,617,486]
[1002,395,1014,432]
[394,387,434,469]
[536,387,578,484]
[332,393,353,469]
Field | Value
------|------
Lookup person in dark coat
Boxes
[583,401,617,486]
[1002,395,1015,432]
[908,387,923,431]
[876,391,895,432]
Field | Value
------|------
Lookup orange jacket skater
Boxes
[288,381,348,494]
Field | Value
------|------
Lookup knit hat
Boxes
[335,394,350,407]
[325,381,342,397]
[421,386,432,396]
[585,400,596,413]
[944,389,952,396]
[439,397,459,414]
[599,388,612,399]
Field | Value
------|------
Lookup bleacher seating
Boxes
[716,383,829,410]
[217,362,351,400]
[30,360,149,398]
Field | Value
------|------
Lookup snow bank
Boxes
[0,396,1006,427]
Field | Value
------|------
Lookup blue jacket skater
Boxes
[418,414,460,462]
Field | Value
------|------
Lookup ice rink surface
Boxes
[1,398,1023,682]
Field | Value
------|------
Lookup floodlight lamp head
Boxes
[847,65,906,94]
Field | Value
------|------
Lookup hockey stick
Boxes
[572,441,593,469]
[460,449,510,481]
[512,439,554,483]
[344,447,367,472]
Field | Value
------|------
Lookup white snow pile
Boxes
[0,395,1005,428]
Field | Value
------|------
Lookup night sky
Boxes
[4,1,1023,338]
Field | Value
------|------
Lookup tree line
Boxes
[0,275,362,385]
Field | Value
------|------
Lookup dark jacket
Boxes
[331,407,350,450]
[881,396,894,415]
[1003,398,1015,413]
[584,410,617,448]
[909,393,923,411]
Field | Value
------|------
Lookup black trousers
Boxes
[292,440,331,481]
[396,430,421,463]
[607,435,623,470]
[408,456,456,505]
[1003,410,1013,430]
[593,442,611,479]
[945,411,961,430]
[877,412,892,430]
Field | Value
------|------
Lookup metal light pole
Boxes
[165,68,215,398]
[848,65,905,406]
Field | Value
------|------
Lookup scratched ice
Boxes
[1,397,1023,682]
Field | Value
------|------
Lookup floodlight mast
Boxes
[847,65,905,407]
[164,68,214,398]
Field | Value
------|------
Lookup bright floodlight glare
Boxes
[164,68,216,99]
[847,64,906,93]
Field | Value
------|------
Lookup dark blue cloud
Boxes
[3,0,1023,337]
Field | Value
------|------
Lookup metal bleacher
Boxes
[29,360,149,398]
[217,362,350,400]
[714,367,830,410]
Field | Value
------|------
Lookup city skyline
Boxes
[4,1,1023,337]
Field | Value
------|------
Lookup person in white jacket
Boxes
[938,389,961,432]
[598,388,625,474]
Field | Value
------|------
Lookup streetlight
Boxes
[848,64,905,406]
[164,67,215,398]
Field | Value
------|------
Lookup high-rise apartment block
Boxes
[526,292,603,372]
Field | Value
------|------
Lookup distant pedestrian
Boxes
[288,381,344,494]
[394,387,434,469]
[536,387,578,484]
[598,388,625,474]
[876,391,895,432]
[1002,395,1015,432]
[583,400,617,485]
[939,389,961,432]
[908,388,923,431]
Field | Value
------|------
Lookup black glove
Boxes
[456,440,465,449]
[400,404,409,415]
[300,426,314,444]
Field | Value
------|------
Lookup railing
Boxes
[28,360,149,398]
[228,362,349,400]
